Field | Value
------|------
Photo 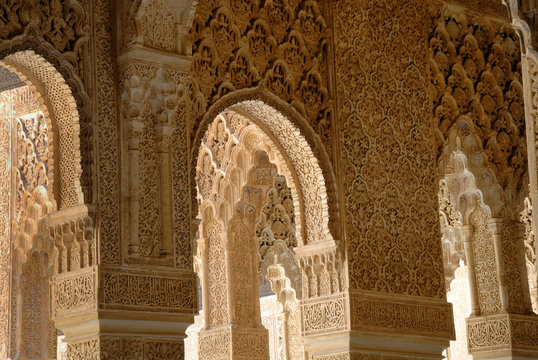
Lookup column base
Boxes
[467,313,538,360]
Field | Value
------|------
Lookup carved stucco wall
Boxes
[0,78,77,359]
[1,0,537,358]
[336,0,445,299]
[188,0,339,244]
[0,0,94,206]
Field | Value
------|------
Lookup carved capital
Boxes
[460,224,474,242]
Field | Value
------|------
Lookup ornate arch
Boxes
[191,86,338,245]
[0,50,85,209]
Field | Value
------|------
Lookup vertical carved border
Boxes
[93,0,120,264]
[0,90,11,359]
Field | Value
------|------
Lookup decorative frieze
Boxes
[313,354,408,360]
[66,337,99,360]
[467,313,538,353]
[101,270,195,312]
[51,266,97,319]
[350,291,455,339]
[66,336,184,360]
[301,294,347,336]
[198,327,269,360]
[198,329,231,359]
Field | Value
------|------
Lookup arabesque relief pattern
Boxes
[195,111,319,359]
[0,0,93,206]
[0,89,10,360]
[4,0,538,358]
[96,0,120,265]
[336,0,445,299]
[0,85,58,359]
[189,0,332,154]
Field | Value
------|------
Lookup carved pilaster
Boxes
[121,74,147,258]
[488,219,533,314]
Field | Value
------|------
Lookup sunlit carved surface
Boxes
[3,0,538,359]
[0,84,56,359]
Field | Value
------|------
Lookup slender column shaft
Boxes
[156,124,174,257]
[488,218,510,312]
[127,119,144,256]
[224,231,234,325]
[198,237,210,329]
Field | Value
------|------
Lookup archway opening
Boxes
[0,65,56,359]
[0,50,87,360]
[185,100,337,359]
